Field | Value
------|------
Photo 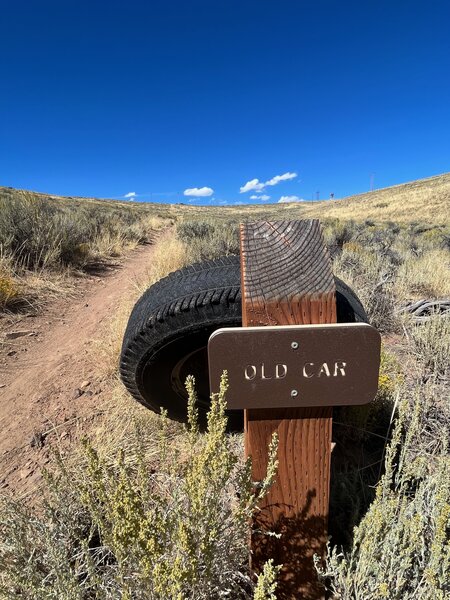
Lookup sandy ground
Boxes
[0,236,164,499]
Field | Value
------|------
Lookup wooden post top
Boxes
[240,219,336,327]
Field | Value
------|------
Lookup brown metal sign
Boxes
[208,323,381,409]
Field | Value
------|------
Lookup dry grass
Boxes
[0,189,171,317]
[136,235,188,292]
[4,171,448,238]
[311,172,450,225]
[89,231,134,258]
[396,249,450,299]
[207,172,450,225]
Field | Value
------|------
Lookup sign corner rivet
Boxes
[291,389,298,397]
[291,341,298,349]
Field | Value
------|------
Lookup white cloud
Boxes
[240,178,265,193]
[240,171,298,193]
[183,186,214,197]
[265,172,297,186]
[278,195,306,203]
[124,191,136,198]
[250,194,271,201]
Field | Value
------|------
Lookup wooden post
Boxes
[240,220,337,599]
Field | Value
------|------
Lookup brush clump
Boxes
[0,189,170,317]
[0,373,280,600]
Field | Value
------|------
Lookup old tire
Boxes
[119,255,367,430]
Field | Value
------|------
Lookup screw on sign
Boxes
[208,220,381,600]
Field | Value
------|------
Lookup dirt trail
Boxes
[0,234,166,498]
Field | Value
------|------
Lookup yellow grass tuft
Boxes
[92,232,187,377]
[136,235,188,294]
[0,273,20,308]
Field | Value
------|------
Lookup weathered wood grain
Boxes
[241,220,336,599]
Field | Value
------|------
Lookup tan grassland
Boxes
[0,174,449,599]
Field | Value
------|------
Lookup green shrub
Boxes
[408,313,450,380]
[0,191,160,272]
[333,241,399,332]
[0,193,77,269]
[177,220,216,241]
[329,344,410,549]
[253,560,281,600]
[321,386,450,599]
[177,219,240,262]
[0,374,279,599]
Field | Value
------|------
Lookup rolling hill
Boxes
[2,171,449,225]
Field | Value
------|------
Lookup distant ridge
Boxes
[1,171,449,225]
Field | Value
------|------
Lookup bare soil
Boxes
[0,236,164,500]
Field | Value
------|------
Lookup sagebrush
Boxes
[0,374,280,599]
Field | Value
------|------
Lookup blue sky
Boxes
[1,0,449,205]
